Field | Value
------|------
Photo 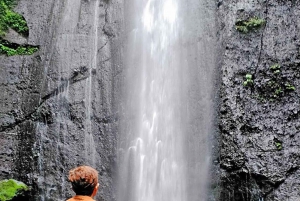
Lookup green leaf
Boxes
[245,74,252,80]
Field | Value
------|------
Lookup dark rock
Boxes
[0,0,123,200]
[218,0,300,200]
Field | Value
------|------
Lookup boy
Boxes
[67,166,99,201]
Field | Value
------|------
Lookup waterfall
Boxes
[119,0,186,200]
[118,0,217,200]
[118,0,216,200]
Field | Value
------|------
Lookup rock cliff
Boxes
[1,0,299,200]
[217,0,300,200]
[0,0,123,200]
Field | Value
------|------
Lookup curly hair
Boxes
[68,166,98,196]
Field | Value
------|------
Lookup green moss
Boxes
[0,44,38,56]
[245,63,296,101]
[0,0,28,37]
[274,87,283,97]
[275,142,282,151]
[0,39,38,56]
[0,179,28,201]
[0,1,38,56]
[243,73,254,86]
[270,64,280,70]
[2,0,17,8]
[236,17,265,33]
[4,9,28,34]
[285,83,295,91]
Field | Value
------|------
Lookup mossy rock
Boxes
[235,17,265,33]
[0,0,39,56]
[0,0,29,37]
[0,179,29,201]
[0,38,38,56]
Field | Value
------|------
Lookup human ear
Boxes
[91,183,99,197]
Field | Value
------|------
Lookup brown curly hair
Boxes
[68,166,98,196]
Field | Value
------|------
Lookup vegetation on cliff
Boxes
[0,179,29,201]
[0,0,38,56]
[243,63,296,101]
[235,17,265,33]
[0,0,28,37]
[0,38,38,56]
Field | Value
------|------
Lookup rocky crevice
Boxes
[0,66,91,132]
[254,0,268,76]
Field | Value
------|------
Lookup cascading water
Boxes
[118,0,217,200]
[84,0,100,167]
[118,0,216,200]
[118,0,186,199]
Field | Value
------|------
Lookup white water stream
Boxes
[119,0,190,201]
[118,0,216,200]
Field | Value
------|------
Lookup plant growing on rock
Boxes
[0,0,28,37]
[0,0,38,56]
[0,179,29,201]
[274,87,283,97]
[235,17,265,33]
[243,73,254,86]
[275,142,282,150]
[0,39,38,56]
[270,64,280,70]
[285,83,295,91]
[273,138,283,151]
[244,63,296,101]
[270,64,281,74]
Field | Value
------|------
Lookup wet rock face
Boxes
[2,0,298,200]
[218,0,300,200]
[0,0,123,200]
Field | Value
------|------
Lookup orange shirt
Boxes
[67,195,95,201]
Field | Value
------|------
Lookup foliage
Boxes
[244,63,296,101]
[266,80,281,98]
[270,64,280,70]
[243,73,254,86]
[264,64,295,98]
[0,0,28,37]
[4,9,28,33]
[261,64,295,99]
[270,64,281,74]
[2,0,17,8]
[285,83,295,91]
[275,142,282,151]
[0,1,37,56]
[0,179,28,201]
[274,87,283,96]
[236,17,265,33]
[0,39,38,56]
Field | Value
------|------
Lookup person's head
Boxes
[68,166,99,197]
